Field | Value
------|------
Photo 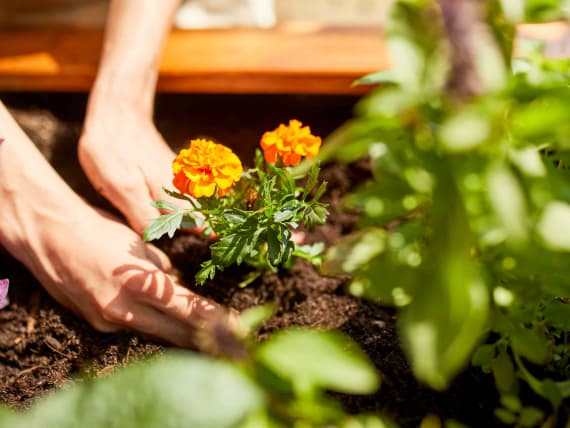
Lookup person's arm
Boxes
[79,0,182,233]
[0,100,233,347]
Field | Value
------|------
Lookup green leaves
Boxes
[400,180,489,390]
[0,352,264,428]
[256,329,380,396]
[536,201,570,251]
[143,211,185,241]
[145,157,328,286]
[438,110,491,153]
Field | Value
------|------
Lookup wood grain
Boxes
[0,27,387,94]
[0,23,566,94]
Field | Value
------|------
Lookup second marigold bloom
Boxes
[260,120,322,167]
[172,139,243,198]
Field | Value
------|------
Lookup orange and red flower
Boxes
[172,139,242,198]
[260,120,321,167]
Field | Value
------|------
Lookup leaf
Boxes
[492,351,516,393]
[401,180,489,390]
[151,199,181,212]
[239,304,276,333]
[471,344,496,373]
[302,165,320,200]
[273,206,296,223]
[494,408,517,425]
[256,329,379,396]
[294,243,325,259]
[224,209,249,226]
[353,70,398,87]
[266,227,282,266]
[439,110,491,153]
[509,147,546,177]
[486,162,528,245]
[511,328,551,364]
[543,300,570,330]
[311,182,328,204]
[303,204,329,227]
[211,233,250,267]
[519,407,544,428]
[323,228,387,276]
[196,260,217,285]
[512,96,570,139]
[272,168,296,195]
[499,0,525,22]
[143,212,184,241]
[6,352,263,428]
[162,187,197,205]
[500,395,522,413]
[536,201,570,252]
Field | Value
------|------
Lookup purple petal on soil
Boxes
[0,279,9,309]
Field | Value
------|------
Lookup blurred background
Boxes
[0,0,393,29]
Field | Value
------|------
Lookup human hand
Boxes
[1,102,236,350]
[79,97,175,234]
[6,200,234,348]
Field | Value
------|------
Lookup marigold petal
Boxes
[282,152,302,166]
[173,170,190,194]
[263,144,279,163]
[260,120,321,165]
[171,138,242,198]
[190,180,217,198]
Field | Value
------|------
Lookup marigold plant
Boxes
[144,121,328,286]
[260,119,322,167]
[172,139,243,198]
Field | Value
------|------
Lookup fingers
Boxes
[99,298,203,348]
[79,145,159,234]
[143,243,173,273]
[118,267,238,351]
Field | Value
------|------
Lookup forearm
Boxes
[0,102,84,254]
[90,0,182,116]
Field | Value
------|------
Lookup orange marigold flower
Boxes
[172,139,243,198]
[260,120,322,167]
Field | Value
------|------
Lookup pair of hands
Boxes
[67,98,235,348]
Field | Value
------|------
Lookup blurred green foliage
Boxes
[0,327,391,428]
[323,0,570,424]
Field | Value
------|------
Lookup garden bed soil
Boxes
[0,93,502,427]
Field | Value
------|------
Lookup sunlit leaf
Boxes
[439,110,491,153]
[486,163,528,245]
[256,329,380,396]
[536,201,570,251]
[2,353,263,428]
[143,212,185,241]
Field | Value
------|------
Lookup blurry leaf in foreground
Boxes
[486,163,528,245]
[0,352,263,428]
[256,329,380,396]
[439,110,491,153]
[322,228,387,276]
[239,304,276,334]
[353,70,397,87]
[536,201,570,251]
[401,181,489,390]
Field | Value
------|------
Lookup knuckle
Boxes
[100,303,133,326]
[88,316,121,333]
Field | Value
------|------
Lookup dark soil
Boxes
[0,93,501,427]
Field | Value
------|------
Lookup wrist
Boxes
[0,147,86,262]
[88,66,157,119]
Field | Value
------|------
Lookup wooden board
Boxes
[0,23,566,94]
[0,27,387,94]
